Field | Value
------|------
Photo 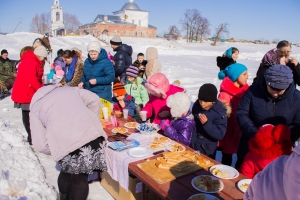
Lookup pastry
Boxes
[112,127,127,134]
[193,176,221,192]
[154,137,169,143]
[124,122,138,128]
[240,183,249,191]
[149,143,164,150]
[211,168,230,178]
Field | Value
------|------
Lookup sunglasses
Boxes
[268,85,284,92]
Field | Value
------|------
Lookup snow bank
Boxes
[0,119,57,200]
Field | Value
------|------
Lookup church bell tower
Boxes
[51,0,64,36]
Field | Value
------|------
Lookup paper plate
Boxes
[128,147,149,158]
[237,179,252,193]
[188,193,220,200]
[124,122,139,129]
[112,127,128,134]
[210,164,239,179]
[191,175,224,193]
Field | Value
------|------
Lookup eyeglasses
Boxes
[278,49,292,54]
[268,85,284,92]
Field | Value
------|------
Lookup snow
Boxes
[0,32,300,199]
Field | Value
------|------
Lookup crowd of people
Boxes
[1,36,300,199]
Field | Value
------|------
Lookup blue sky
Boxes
[0,0,299,42]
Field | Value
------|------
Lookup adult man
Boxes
[0,49,16,97]
[236,64,300,170]
[110,36,133,84]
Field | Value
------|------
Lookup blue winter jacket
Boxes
[236,78,300,161]
[113,44,133,81]
[190,99,227,158]
[81,48,115,101]
[164,110,195,146]
[112,94,136,117]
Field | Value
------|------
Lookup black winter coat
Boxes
[236,78,300,161]
[216,56,236,71]
[252,61,300,86]
[190,99,227,158]
[113,44,133,80]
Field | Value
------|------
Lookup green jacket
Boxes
[124,77,149,106]
[0,57,15,82]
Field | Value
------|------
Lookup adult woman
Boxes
[78,41,115,101]
[58,50,84,87]
[216,47,239,71]
[11,45,47,145]
[253,40,300,85]
[236,64,300,170]
[29,85,107,200]
[140,73,184,124]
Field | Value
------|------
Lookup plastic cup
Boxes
[49,79,53,84]
[43,75,48,84]
[102,107,109,120]
[123,109,129,119]
[140,111,148,122]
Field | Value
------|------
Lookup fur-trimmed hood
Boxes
[248,124,292,159]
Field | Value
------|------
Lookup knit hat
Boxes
[34,46,48,58]
[87,41,101,53]
[145,73,170,99]
[249,124,292,159]
[55,66,65,77]
[198,83,218,102]
[1,49,8,55]
[223,47,232,58]
[218,63,248,82]
[113,82,126,97]
[126,65,139,77]
[110,36,122,45]
[167,92,191,118]
[264,64,293,89]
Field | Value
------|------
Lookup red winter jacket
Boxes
[239,124,292,178]
[218,77,249,154]
[11,51,44,104]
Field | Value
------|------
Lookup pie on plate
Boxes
[148,142,165,150]
[124,122,139,128]
[153,137,170,143]
[112,127,128,134]
[191,175,224,193]
[167,143,186,152]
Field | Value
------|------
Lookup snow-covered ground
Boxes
[0,32,299,199]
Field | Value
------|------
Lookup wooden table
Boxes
[103,117,247,200]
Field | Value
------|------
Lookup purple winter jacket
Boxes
[164,111,195,146]
[244,144,300,200]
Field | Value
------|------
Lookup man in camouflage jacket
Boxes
[0,49,16,97]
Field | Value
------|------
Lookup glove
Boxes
[160,119,170,131]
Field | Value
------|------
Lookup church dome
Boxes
[121,1,140,11]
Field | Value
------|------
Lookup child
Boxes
[190,83,227,159]
[112,82,136,117]
[239,124,292,178]
[133,52,148,79]
[218,63,249,166]
[160,92,195,146]
[216,47,239,71]
[52,66,65,84]
[124,65,149,115]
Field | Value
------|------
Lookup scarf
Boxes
[261,48,280,66]
[64,56,78,83]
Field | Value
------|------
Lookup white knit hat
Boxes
[110,36,122,45]
[34,46,48,58]
[167,92,191,118]
[87,41,101,53]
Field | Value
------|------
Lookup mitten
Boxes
[160,119,170,131]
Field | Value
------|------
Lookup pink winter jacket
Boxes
[244,145,300,200]
[142,84,184,124]
[29,85,107,162]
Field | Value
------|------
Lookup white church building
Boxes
[50,0,65,36]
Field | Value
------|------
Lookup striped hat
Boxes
[113,82,127,97]
[126,65,139,77]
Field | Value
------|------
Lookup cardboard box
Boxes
[101,172,158,200]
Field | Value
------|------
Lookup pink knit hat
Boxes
[145,73,170,99]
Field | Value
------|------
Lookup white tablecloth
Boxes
[105,132,161,191]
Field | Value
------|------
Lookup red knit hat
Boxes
[113,82,126,97]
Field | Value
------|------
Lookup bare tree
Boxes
[194,17,210,43]
[212,23,229,46]
[168,25,181,40]
[64,13,81,34]
[180,9,201,43]
[30,12,51,34]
